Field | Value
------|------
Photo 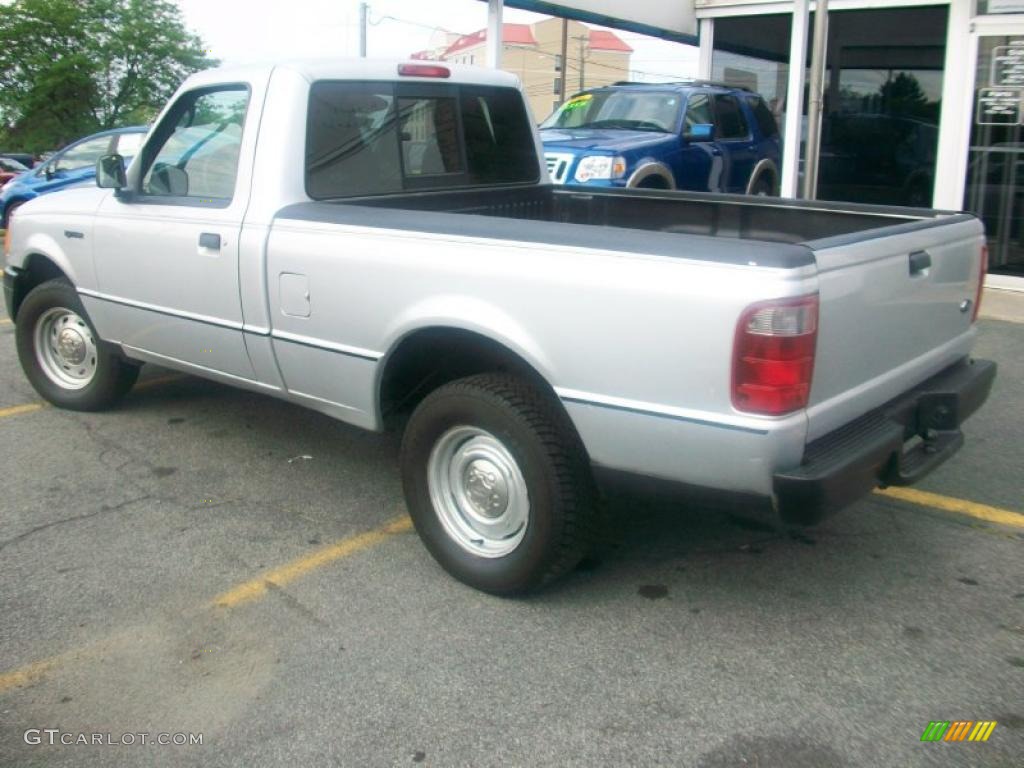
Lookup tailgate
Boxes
[806,214,985,442]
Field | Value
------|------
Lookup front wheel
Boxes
[400,373,597,595]
[15,279,139,411]
[749,175,774,196]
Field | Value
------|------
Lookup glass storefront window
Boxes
[712,6,947,207]
[966,36,1024,277]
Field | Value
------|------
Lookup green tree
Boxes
[878,72,935,121]
[0,0,216,152]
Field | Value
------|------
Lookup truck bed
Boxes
[318,184,970,249]
[276,181,985,458]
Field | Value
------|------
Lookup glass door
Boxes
[966,34,1024,277]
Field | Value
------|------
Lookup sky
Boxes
[174,0,699,82]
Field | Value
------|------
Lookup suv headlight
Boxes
[574,155,627,183]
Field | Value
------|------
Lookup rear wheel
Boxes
[400,373,597,595]
[15,279,139,410]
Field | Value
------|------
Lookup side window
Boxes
[460,86,538,184]
[306,82,538,199]
[397,96,463,177]
[306,82,402,198]
[54,136,113,173]
[746,96,780,138]
[713,94,749,140]
[683,93,714,132]
[141,87,249,201]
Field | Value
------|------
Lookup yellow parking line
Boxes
[0,373,183,421]
[211,514,413,608]
[0,656,60,695]
[1,514,413,692]
[0,402,45,419]
[0,318,11,325]
[0,654,68,695]
[875,487,1024,528]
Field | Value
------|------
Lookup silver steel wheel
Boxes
[427,425,530,558]
[33,307,99,390]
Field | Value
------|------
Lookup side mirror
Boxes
[44,165,54,181]
[683,123,714,143]
[96,154,127,189]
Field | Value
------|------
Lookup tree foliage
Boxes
[0,0,216,152]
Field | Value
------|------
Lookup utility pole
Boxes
[558,18,568,103]
[359,2,368,58]
[802,0,829,199]
[575,35,588,91]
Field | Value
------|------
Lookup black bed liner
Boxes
[276,184,972,270]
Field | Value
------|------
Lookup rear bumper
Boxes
[774,358,996,525]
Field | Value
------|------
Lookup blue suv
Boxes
[1,126,147,227]
[539,82,781,195]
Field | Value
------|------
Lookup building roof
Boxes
[588,29,633,53]
[444,23,537,57]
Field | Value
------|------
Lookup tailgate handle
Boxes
[908,250,931,275]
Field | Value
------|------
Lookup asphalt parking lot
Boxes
[0,301,1022,768]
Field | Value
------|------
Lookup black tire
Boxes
[15,278,139,411]
[400,373,597,595]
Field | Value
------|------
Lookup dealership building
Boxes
[482,0,1024,289]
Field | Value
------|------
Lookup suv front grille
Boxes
[544,153,574,184]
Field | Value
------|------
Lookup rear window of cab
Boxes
[306,81,539,199]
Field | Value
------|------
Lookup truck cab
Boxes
[540,81,781,195]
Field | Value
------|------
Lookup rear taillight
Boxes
[972,244,988,323]
[732,294,819,416]
[3,217,11,259]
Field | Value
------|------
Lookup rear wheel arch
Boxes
[377,326,569,430]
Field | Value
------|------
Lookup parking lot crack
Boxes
[0,494,151,552]
[264,581,330,628]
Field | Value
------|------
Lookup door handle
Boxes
[908,249,931,276]
[199,233,221,250]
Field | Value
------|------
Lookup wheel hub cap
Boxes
[463,459,509,518]
[33,307,99,390]
[57,328,87,365]
[427,426,530,558]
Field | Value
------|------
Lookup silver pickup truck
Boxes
[3,60,995,594]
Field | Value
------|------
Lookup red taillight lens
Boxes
[972,244,987,323]
[397,63,451,79]
[732,294,819,416]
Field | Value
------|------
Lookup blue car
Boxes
[1,126,147,227]
[539,82,781,195]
